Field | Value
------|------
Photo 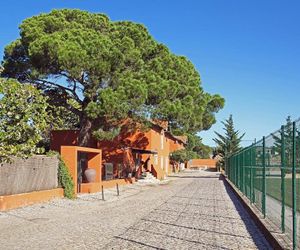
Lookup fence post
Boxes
[230,157,232,181]
[239,154,241,190]
[281,125,286,233]
[247,149,250,198]
[242,150,247,193]
[246,149,250,198]
[241,153,243,191]
[236,155,238,186]
[116,183,120,196]
[244,150,247,197]
[238,154,241,189]
[231,156,233,181]
[232,156,234,183]
[227,157,229,178]
[236,155,239,188]
[262,136,266,218]
[250,146,253,202]
[240,154,242,190]
[224,156,227,176]
[252,144,256,203]
[235,155,237,185]
[102,185,105,201]
[292,122,297,249]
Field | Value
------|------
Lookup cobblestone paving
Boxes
[0,171,272,249]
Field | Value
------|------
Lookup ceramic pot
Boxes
[84,168,96,183]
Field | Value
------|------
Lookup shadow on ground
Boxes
[220,175,272,249]
[103,173,272,250]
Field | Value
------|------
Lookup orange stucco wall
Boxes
[80,177,136,193]
[188,159,217,169]
[51,130,97,152]
[60,146,102,194]
[0,188,64,211]
[169,137,185,153]
[102,177,135,188]
[97,129,152,165]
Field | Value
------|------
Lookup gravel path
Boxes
[0,171,271,249]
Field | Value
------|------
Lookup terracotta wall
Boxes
[169,138,185,153]
[188,159,217,169]
[51,130,97,152]
[97,129,151,165]
[60,146,102,194]
[0,188,64,211]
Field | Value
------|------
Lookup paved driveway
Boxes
[0,171,271,249]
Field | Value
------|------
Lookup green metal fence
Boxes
[225,118,300,249]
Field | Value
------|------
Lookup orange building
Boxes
[51,122,186,181]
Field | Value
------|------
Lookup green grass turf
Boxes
[263,177,300,211]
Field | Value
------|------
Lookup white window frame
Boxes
[154,154,158,165]
[165,157,169,173]
[161,131,164,150]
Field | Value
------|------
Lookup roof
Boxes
[164,131,187,146]
[174,136,188,144]
[51,119,188,146]
[150,120,187,146]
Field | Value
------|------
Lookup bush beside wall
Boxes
[57,155,75,199]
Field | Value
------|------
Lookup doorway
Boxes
[77,152,88,192]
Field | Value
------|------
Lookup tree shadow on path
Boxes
[219,175,273,249]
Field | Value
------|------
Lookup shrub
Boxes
[0,79,49,162]
[47,151,75,199]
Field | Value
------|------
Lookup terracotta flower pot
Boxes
[84,168,96,183]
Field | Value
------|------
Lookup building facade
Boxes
[51,122,186,180]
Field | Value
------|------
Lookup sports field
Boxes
[265,177,300,211]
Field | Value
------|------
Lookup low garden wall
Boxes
[0,156,59,196]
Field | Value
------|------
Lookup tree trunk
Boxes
[78,115,92,147]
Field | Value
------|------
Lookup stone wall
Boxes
[0,156,59,195]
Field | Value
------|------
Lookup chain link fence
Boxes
[225,118,300,249]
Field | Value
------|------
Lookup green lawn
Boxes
[265,178,300,211]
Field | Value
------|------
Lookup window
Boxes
[154,154,158,165]
[161,133,164,150]
[165,157,169,173]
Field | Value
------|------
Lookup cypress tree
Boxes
[213,114,245,157]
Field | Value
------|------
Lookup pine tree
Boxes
[213,115,245,157]
[1,9,224,146]
[272,116,300,167]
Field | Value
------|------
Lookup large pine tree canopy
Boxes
[1,9,224,145]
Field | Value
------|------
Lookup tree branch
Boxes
[35,78,83,104]
[48,93,82,117]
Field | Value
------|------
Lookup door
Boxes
[77,152,87,192]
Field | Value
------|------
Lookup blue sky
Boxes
[1,0,299,147]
